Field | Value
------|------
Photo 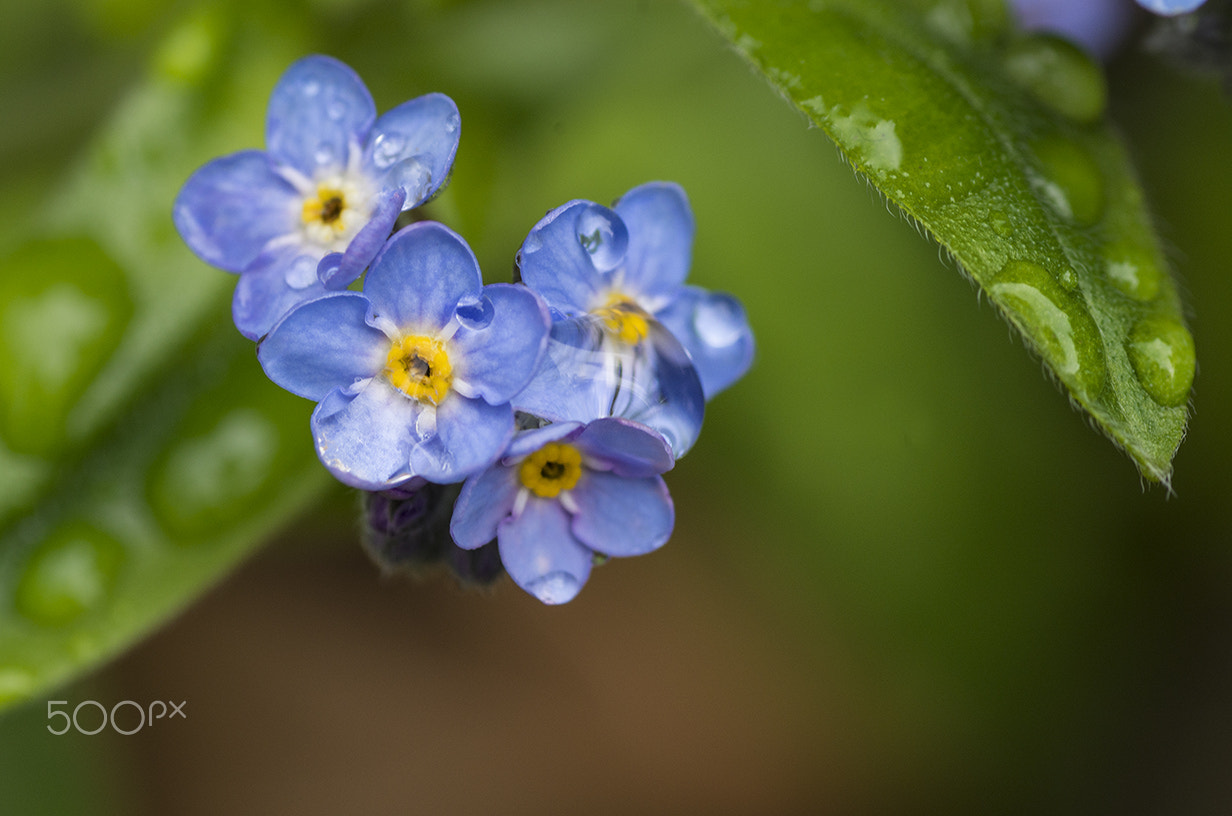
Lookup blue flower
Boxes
[1136,0,1208,15]
[450,418,675,604]
[511,182,753,458]
[257,221,550,489]
[174,54,461,339]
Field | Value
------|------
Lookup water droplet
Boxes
[384,157,432,205]
[285,255,318,290]
[576,204,629,272]
[455,294,495,330]
[828,104,903,173]
[445,113,459,134]
[925,0,1008,44]
[526,572,583,604]
[15,522,124,626]
[1057,265,1079,292]
[1104,241,1161,302]
[990,210,1014,238]
[327,100,348,121]
[149,409,281,537]
[301,80,321,97]
[991,260,1106,398]
[693,294,745,348]
[371,133,406,169]
[1031,136,1105,226]
[313,146,336,167]
[0,668,35,707]
[1004,34,1106,124]
[1127,316,1194,407]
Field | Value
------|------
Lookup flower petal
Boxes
[450,464,520,550]
[367,92,461,206]
[569,471,674,558]
[516,199,608,313]
[506,422,584,460]
[173,150,299,273]
[231,254,333,341]
[364,222,482,333]
[319,187,406,290]
[574,418,674,478]
[258,292,388,400]
[612,181,695,305]
[450,284,550,404]
[498,499,592,604]
[410,394,514,483]
[312,381,419,490]
[655,285,755,399]
[265,55,376,174]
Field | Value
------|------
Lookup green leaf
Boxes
[0,10,329,712]
[689,0,1193,483]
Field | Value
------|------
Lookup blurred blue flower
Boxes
[517,181,754,401]
[1137,0,1208,15]
[450,418,675,604]
[1009,0,1135,57]
[174,54,461,339]
[257,222,550,489]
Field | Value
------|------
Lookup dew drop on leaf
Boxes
[14,523,125,627]
[1003,34,1107,124]
[1127,316,1195,408]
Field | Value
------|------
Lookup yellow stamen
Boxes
[593,294,650,344]
[302,187,348,231]
[518,442,583,498]
[385,335,452,404]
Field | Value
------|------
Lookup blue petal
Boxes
[367,92,461,206]
[257,292,388,401]
[612,182,694,305]
[312,381,419,490]
[231,254,332,341]
[517,199,608,313]
[574,418,674,478]
[450,284,550,405]
[655,286,755,399]
[498,499,592,604]
[512,315,705,458]
[1010,0,1134,57]
[450,464,520,550]
[410,394,514,483]
[265,55,376,174]
[319,187,406,290]
[364,222,482,333]
[1136,0,1206,16]
[569,471,673,558]
[173,150,299,273]
[506,422,583,460]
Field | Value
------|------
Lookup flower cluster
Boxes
[174,56,754,604]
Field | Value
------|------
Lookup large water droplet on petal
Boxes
[1104,241,1162,302]
[526,571,583,604]
[455,294,495,331]
[991,259,1106,398]
[445,112,460,134]
[1031,136,1105,226]
[1127,316,1195,407]
[693,295,745,348]
[384,157,433,206]
[371,133,406,169]
[285,254,318,289]
[575,204,629,272]
[1004,34,1107,124]
[15,522,124,626]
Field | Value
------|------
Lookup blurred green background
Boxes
[2,0,1232,812]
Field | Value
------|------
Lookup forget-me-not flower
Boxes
[518,181,754,401]
[174,54,461,339]
[450,418,675,604]
[257,221,550,489]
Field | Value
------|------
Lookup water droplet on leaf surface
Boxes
[1104,241,1162,302]
[1127,317,1194,407]
[15,523,124,626]
[991,259,1106,398]
[1004,34,1106,124]
[1031,136,1105,226]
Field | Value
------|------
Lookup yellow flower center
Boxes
[593,294,650,344]
[385,335,452,404]
[518,442,583,498]
[302,186,348,234]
